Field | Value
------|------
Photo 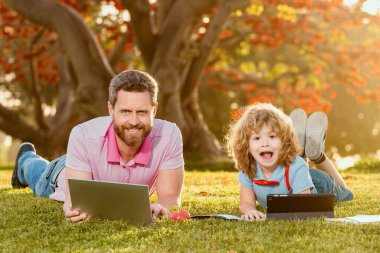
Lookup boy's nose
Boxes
[261,139,269,146]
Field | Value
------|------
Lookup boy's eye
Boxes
[253,136,260,141]
[270,135,276,138]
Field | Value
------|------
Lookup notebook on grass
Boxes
[266,193,335,220]
[68,179,153,226]
[191,214,241,221]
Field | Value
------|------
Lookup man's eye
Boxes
[138,111,148,115]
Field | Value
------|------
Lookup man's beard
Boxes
[114,123,151,147]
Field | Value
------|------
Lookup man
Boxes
[11,70,185,222]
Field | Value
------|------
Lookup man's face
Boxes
[108,90,157,148]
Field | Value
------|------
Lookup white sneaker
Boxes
[289,108,307,156]
[305,112,327,161]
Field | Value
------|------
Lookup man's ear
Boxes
[107,101,114,116]
[152,103,158,117]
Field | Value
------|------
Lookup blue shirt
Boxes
[238,156,317,208]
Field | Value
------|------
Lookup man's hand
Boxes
[64,168,92,222]
[150,203,171,221]
[241,209,266,221]
[63,202,91,222]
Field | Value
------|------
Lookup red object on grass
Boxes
[200,191,208,196]
[170,210,190,221]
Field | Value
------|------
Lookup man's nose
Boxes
[128,113,140,125]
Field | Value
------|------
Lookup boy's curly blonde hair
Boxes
[225,103,300,180]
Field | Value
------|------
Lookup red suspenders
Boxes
[252,164,292,192]
[285,164,291,192]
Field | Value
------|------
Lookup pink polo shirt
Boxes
[49,116,184,202]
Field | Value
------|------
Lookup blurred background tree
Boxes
[200,0,380,157]
[1,0,380,160]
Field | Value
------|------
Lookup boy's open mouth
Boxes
[260,151,273,159]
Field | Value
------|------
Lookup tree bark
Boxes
[121,0,156,67]
[182,88,224,157]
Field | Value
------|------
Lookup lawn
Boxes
[1,163,380,253]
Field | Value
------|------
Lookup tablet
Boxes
[266,194,335,220]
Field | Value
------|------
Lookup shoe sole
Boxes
[11,151,25,188]
[11,143,35,188]
[305,112,327,161]
[289,108,307,155]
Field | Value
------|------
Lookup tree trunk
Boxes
[148,0,249,159]
[182,88,224,157]
[152,66,223,159]
[2,0,249,160]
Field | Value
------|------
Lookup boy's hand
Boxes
[241,209,266,221]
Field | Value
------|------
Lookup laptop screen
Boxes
[68,179,152,225]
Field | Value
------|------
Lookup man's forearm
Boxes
[157,194,181,209]
[155,167,184,210]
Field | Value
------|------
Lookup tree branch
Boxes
[28,28,49,130]
[147,0,216,128]
[121,0,156,68]
[0,104,45,141]
[150,0,215,88]
[51,53,73,126]
[107,32,128,70]
[4,0,113,117]
[157,0,176,33]
[181,0,250,106]
[153,0,214,59]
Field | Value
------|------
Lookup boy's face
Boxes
[249,124,283,172]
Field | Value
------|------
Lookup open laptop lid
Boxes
[266,194,335,220]
[68,179,152,226]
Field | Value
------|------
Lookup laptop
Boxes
[266,194,335,220]
[68,179,153,226]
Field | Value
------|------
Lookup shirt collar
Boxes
[255,162,284,180]
[106,122,152,166]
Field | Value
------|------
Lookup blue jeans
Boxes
[17,152,66,198]
[310,168,354,201]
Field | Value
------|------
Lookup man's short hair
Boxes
[109,70,159,107]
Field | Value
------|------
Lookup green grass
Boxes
[1,164,380,252]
